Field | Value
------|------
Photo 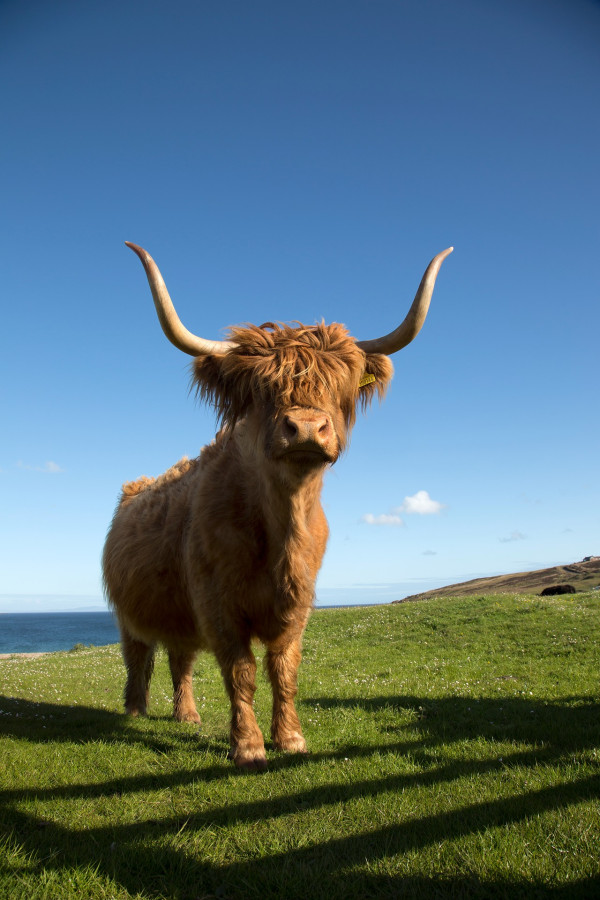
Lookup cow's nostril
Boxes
[284,416,299,438]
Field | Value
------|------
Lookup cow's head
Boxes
[125,243,452,476]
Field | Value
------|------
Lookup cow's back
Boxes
[103,457,205,651]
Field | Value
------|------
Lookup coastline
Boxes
[0,652,50,659]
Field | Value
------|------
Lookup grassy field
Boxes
[0,593,598,899]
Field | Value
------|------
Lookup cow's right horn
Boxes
[356,247,453,355]
[125,243,237,357]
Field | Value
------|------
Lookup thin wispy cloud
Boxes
[16,460,64,474]
[361,513,404,527]
[499,530,526,543]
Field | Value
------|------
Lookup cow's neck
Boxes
[253,464,327,601]
[256,464,323,536]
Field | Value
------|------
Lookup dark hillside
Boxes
[395,557,600,603]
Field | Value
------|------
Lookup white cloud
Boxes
[499,530,526,543]
[423,550,437,556]
[16,460,64,474]
[396,490,444,515]
[361,513,404,527]
[44,461,63,473]
[361,490,444,528]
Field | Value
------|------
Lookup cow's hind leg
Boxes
[167,649,201,724]
[121,629,155,717]
[266,637,307,754]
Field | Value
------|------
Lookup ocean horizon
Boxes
[0,599,394,655]
[0,611,121,654]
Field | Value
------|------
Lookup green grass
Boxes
[1,593,599,899]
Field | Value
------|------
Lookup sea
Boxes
[0,598,394,655]
[0,612,120,655]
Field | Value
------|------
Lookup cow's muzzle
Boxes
[275,409,337,466]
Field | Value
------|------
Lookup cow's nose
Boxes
[282,411,332,446]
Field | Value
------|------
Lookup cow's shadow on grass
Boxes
[1,692,599,899]
[301,692,600,757]
[0,694,228,756]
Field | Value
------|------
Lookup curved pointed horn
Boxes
[125,242,237,357]
[356,247,453,355]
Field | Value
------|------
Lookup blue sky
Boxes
[1,0,598,612]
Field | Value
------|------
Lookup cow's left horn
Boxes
[356,247,453,355]
[125,242,237,356]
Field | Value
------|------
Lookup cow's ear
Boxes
[359,353,394,409]
[191,354,223,403]
[191,354,253,426]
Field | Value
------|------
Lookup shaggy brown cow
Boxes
[103,242,452,769]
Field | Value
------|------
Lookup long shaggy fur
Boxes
[193,322,393,435]
[103,320,394,769]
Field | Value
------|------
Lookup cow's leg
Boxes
[215,642,267,771]
[167,649,201,724]
[265,637,307,754]
[121,629,155,717]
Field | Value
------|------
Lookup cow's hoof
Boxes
[229,746,268,772]
[174,710,202,724]
[273,732,307,754]
[238,756,268,772]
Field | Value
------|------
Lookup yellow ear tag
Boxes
[359,373,376,388]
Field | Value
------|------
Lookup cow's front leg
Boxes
[216,645,267,771]
[265,638,307,754]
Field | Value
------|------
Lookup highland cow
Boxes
[102,242,453,769]
[540,584,577,596]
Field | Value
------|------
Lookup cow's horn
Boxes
[125,242,237,356]
[356,247,453,355]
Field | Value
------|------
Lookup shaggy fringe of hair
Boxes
[191,322,394,429]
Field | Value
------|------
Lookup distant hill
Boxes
[395,557,600,603]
